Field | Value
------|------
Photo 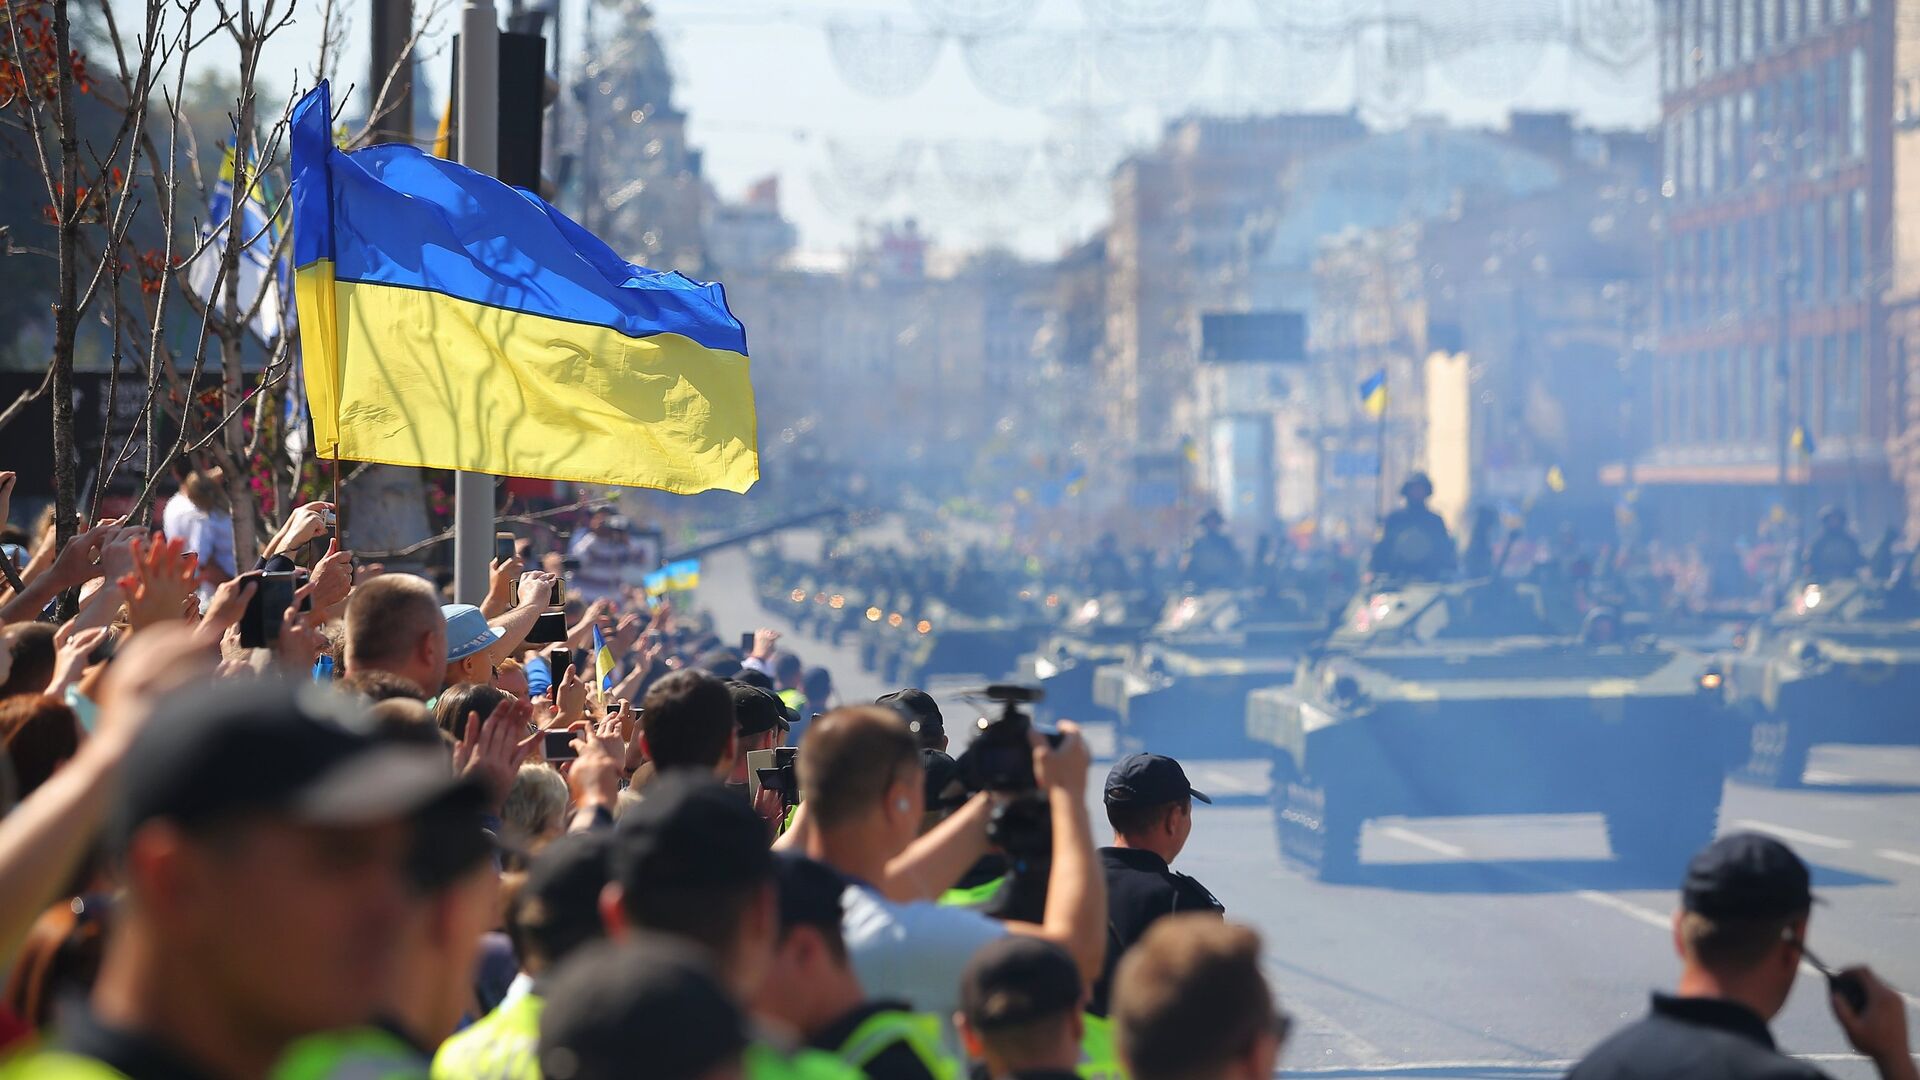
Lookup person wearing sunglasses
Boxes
[1568,832,1914,1080]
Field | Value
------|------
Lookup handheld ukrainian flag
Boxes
[188,141,291,345]
[1790,422,1816,458]
[642,569,670,598]
[592,624,616,693]
[1358,369,1388,418]
[290,81,758,494]
[666,559,701,591]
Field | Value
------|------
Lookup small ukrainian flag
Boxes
[592,625,616,693]
[642,569,670,598]
[667,559,702,591]
[1358,370,1388,418]
[1790,423,1816,458]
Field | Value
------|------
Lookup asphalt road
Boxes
[698,544,1920,1080]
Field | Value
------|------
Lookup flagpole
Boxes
[1374,404,1388,522]
[453,0,499,604]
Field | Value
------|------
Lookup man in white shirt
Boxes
[793,706,1106,1028]
[161,469,235,603]
[568,511,644,604]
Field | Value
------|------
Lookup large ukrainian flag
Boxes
[290,81,757,494]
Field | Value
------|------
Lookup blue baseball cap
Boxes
[443,604,505,663]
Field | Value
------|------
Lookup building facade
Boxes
[1644,0,1897,533]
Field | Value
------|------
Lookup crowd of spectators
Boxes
[0,467,1911,1080]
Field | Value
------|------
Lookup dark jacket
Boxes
[1087,847,1223,1017]
[1566,993,1832,1080]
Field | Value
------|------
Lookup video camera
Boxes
[955,685,1063,794]
[748,746,799,805]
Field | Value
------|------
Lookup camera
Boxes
[749,746,799,804]
[956,684,1061,793]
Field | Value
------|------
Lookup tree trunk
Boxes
[49,0,81,620]
[217,52,259,564]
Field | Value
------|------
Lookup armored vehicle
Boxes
[1097,590,1327,758]
[1246,579,1728,880]
[1719,578,1920,786]
[1016,592,1160,726]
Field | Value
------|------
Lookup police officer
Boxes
[431,832,612,1080]
[953,938,1090,1080]
[1568,833,1913,1080]
[1369,473,1457,582]
[1802,506,1867,582]
[537,936,750,1080]
[1179,511,1242,590]
[756,853,958,1080]
[1088,754,1224,1018]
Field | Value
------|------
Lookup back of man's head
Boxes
[958,936,1084,1074]
[1112,916,1283,1080]
[641,670,735,773]
[510,831,611,975]
[345,576,443,675]
[607,773,775,987]
[797,706,920,830]
[1673,833,1816,1015]
[538,936,747,1080]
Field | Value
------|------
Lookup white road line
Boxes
[1876,848,1920,868]
[1574,890,1673,931]
[1728,819,1854,850]
[1377,825,1469,859]
[1801,770,1866,786]
[1191,768,1266,796]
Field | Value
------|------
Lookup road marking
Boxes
[1802,769,1866,786]
[1573,889,1673,931]
[1191,767,1267,797]
[1376,825,1468,859]
[1876,848,1920,868]
[1728,819,1854,850]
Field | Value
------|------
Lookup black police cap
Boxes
[538,937,747,1080]
[610,773,772,893]
[922,749,968,812]
[773,852,847,941]
[112,677,481,853]
[515,831,612,963]
[728,680,788,737]
[961,935,1083,1030]
[877,688,944,744]
[1682,832,1817,919]
[1104,753,1211,807]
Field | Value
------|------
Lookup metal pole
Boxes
[454,0,499,605]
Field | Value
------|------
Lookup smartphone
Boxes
[87,627,121,666]
[240,571,297,648]
[495,531,517,562]
[548,648,574,675]
[604,700,622,715]
[739,631,756,654]
[542,729,578,762]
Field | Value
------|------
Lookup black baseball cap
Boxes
[610,773,772,893]
[728,681,788,738]
[514,831,612,965]
[773,852,847,942]
[961,935,1083,1030]
[1104,753,1211,807]
[1682,832,1818,919]
[538,937,748,1080]
[878,689,944,744]
[111,677,481,853]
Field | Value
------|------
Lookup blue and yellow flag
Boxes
[666,559,701,591]
[642,569,670,598]
[592,624,616,692]
[1790,423,1815,458]
[289,81,758,494]
[1358,370,1387,418]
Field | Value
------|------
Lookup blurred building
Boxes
[705,176,797,274]
[1884,6,1920,536]
[1641,0,1896,536]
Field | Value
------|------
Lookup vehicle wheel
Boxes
[1739,717,1810,788]
[1607,773,1721,871]
[1273,756,1361,882]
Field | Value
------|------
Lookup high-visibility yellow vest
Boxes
[271,1027,427,1080]
[430,994,543,1080]
[937,875,1006,909]
[830,1009,958,1080]
[745,1042,865,1080]
[1078,1013,1126,1080]
[0,1051,131,1080]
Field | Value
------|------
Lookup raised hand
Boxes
[49,520,125,590]
[567,711,625,813]
[120,535,201,629]
[276,583,322,671]
[48,625,115,694]
[194,577,257,646]
[454,696,540,811]
[307,540,354,618]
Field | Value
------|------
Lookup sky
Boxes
[205,0,1661,261]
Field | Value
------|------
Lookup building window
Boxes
[1826,56,1844,165]
[1801,203,1818,297]
[1720,95,1736,192]
[1682,0,1699,86]
[1827,195,1844,298]
[1857,0,1869,15]
[1762,0,1779,49]
[1801,70,1819,173]
[1786,0,1800,43]
[1661,1,1679,92]
[1850,47,1866,159]
[1723,0,1739,66]
[1851,188,1867,291]
[1808,0,1823,30]
[1663,116,1678,196]
[1701,105,1717,192]
[1681,108,1697,196]
[1739,89,1756,184]
[1742,0,1758,58]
